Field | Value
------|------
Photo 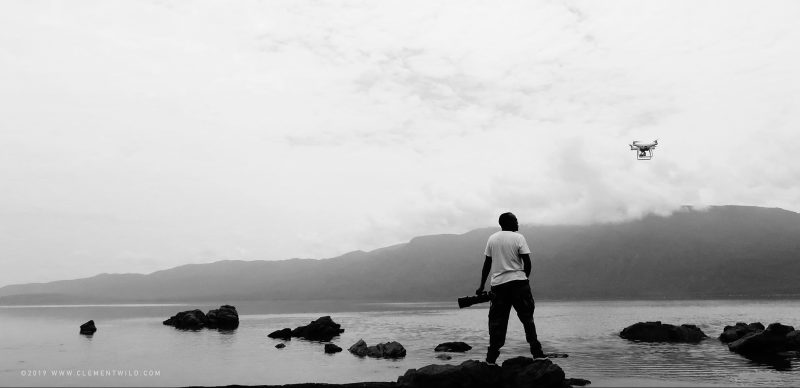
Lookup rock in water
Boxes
[349,339,369,357]
[729,322,798,355]
[206,305,239,330]
[268,328,293,340]
[720,322,764,343]
[325,344,343,354]
[620,321,707,343]
[398,358,570,388]
[275,343,286,349]
[434,342,472,352]
[349,339,406,358]
[79,320,97,335]
[435,354,452,360]
[373,341,406,359]
[163,309,208,330]
[290,316,345,341]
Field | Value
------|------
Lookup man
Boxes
[476,212,544,364]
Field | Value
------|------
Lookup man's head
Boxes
[499,212,518,232]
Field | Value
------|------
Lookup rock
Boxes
[544,353,569,358]
[349,339,369,357]
[397,360,502,388]
[620,321,707,343]
[163,309,208,330]
[720,322,764,343]
[275,343,286,349]
[501,357,566,388]
[79,320,97,335]
[325,344,343,354]
[398,358,571,388]
[436,354,452,360]
[434,342,472,352]
[268,328,293,340]
[349,339,406,359]
[290,316,345,341]
[205,305,239,330]
[371,342,406,359]
[729,322,798,355]
[787,330,800,349]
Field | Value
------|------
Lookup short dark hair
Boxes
[499,212,516,228]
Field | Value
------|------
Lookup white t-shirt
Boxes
[484,231,531,286]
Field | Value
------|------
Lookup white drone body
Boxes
[630,140,658,160]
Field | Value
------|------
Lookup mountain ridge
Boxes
[2,205,799,304]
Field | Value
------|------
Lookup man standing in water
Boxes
[476,212,545,364]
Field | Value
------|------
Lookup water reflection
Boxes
[743,353,793,371]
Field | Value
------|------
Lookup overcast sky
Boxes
[1,0,799,287]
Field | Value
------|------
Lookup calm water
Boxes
[1,299,799,387]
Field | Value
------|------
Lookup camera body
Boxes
[457,291,494,308]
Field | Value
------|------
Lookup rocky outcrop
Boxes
[729,323,800,355]
[163,309,208,330]
[325,344,343,354]
[620,321,707,343]
[163,305,238,330]
[720,322,764,343]
[206,305,239,329]
[349,339,406,359]
[434,342,472,352]
[79,320,97,335]
[397,357,579,388]
[290,316,345,341]
[268,328,293,340]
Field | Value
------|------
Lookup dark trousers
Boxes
[487,279,542,362]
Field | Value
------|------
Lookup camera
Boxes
[457,291,494,308]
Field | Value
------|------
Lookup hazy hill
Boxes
[2,205,799,304]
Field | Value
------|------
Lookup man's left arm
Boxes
[521,253,531,278]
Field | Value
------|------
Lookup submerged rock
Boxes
[729,322,799,355]
[206,305,239,330]
[325,344,343,354]
[79,320,97,335]
[398,357,572,388]
[163,309,208,330]
[720,322,764,343]
[620,321,707,343]
[275,343,286,349]
[268,328,293,340]
[435,354,452,360]
[434,342,472,352]
[290,316,345,341]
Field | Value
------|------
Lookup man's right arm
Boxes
[477,256,492,294]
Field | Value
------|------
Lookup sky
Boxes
[1,0,799,287]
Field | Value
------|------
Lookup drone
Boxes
[630,139,658,160]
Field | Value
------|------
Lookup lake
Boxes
[1,299,799,387]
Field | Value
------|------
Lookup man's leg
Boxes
[487,286,512,364]
[511,280,544,358]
